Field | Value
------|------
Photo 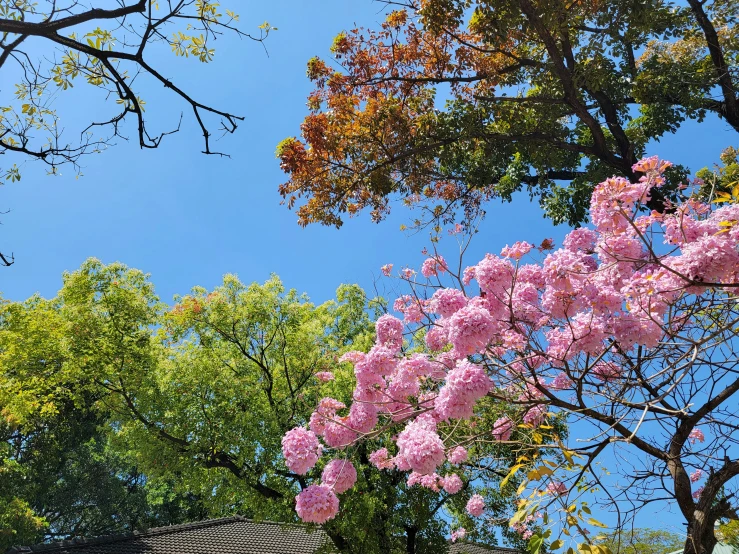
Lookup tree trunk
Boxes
[683,514,718,554]
[405,525,417,554]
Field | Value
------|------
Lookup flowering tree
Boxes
[283,157,739,554]
[2,262,526,553]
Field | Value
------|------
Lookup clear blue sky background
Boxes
[2,0,736,539]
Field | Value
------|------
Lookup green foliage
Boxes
[600,528,685,554]
[1,259,523,552]
[0,0,275,182]
[279,0,739,229]
[719,520,739,548]
[696,145,739,202]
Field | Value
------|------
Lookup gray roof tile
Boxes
[449,543,523,554]
[7,517,524,554]
[6,517,336,554]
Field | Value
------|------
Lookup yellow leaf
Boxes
[501,463,524,489]
[516,480,527,495]
[551,539,564,550]
[587,517,608,528]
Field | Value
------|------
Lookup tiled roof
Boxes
[449,543,523,554]
[7,516,525,554]
[6,516,337,554]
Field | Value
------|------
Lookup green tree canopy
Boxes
[601,528,686,554]
[1,259,527,553]
[278,0,738,230]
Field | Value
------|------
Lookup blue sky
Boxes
[2,0,736,539]
[2,0,733,309]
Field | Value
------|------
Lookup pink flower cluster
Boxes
[435,360,492,420]
[295,485,339,524]
[282,427,322,475]
[421,255,448,278]
[285,156,738,524]
[546,481,568,496]
[466,494,485,517]
[492,417,514,441]
[369,447,394,470]
[501,241,534,260]
[450,528,466,542]
[442,473,463,493]
[396,415,446,474]
[321,459,357,493]
[447,305,497,356]
[447,446,468,465]
[315,371,334,382]
[376,314,404,352]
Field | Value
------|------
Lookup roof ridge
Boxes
[6,515,319,553]
[448,540,523,553]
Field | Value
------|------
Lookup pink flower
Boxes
[501,241,534,260]
[295,485,339,524]
[407,472,444,492]
[563,228,598,253]
[376,314,404,352]
[425,324,449,351]
[339,351,365,365]
[321,459,357,494]
[369,448,394,470]
[282,427,322,475]
[323,417,358,449]
[315,371,334,382]
[592,361,622,382]
[450,528,466,543]
[448,446,468,465]
[690,469,703,483]
[442,473,463,494]
[421,255,448,278]
[435,359,492,421]
[348,402,378,434]
[309,397,345,436]
[546,481,568,496]
[447,305,497,355]
[466,494,485,517]
[392,454,412,471]
[396,417,446,475]
[381,263,393,276]
[430,288,468,317]
[401,267,416,280]
[358,344,397,376]
[399,353,435,378]
[474,255,515,295]
[523,405,547,428]
[689,429,705,444]
[692,486,704,500]
[394,295,424,323]
[492,416,514,441]
[550,372,573,390]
